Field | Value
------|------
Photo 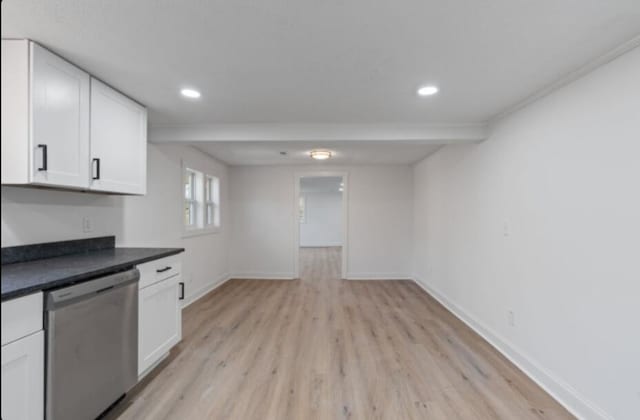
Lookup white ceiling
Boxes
[193,141,441,166]
[3,1,639,165]
[2,0,640,126]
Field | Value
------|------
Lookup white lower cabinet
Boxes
[1,292,44,420]
[1,330,44,420]
[137,256,183,377]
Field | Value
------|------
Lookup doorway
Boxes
[294,172,348,279]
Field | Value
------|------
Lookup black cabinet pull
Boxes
[156,266,172,273]
[179,282,185,300]
[92,158,100,180]
[37,144,48,171]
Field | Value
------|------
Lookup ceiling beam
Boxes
[149,123,488,144]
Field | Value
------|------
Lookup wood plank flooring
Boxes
[108,247,574,420]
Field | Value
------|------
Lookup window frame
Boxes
[184,169,198,229]
[182,161,221,237]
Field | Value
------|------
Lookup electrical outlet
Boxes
[82,217,93,233]
[508,310,515,327]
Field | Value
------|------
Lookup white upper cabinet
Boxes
[31,43,91,188]
[90,79,147,195]
[1,39,147,195]
[2,40,90,189]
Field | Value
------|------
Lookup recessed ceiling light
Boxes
[309,150,332,160]
[417,85,439,96]
[180,88,201,99]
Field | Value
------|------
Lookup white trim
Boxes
[346,273,412,280]
[294,171,349,279]
[138,351,171,381]
[411,275,614,420]
[230,273,296,280]
[181,227,221,238]
[149,123,488,143]
[300,243,342,248]
[490,34,640,124]
[181,273,231,308]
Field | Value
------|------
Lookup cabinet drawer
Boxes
[1,293,43,346]
[137,255,181,289]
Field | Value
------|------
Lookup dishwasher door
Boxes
[46,269,139,420]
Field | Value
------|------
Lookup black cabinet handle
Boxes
[37,144,48,171]
[179,282,185,300]
[156,266,172,273]
[92,158,100,180]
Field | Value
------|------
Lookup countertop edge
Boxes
[1,248,185,302]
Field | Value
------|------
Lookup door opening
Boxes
[294,173,348,280]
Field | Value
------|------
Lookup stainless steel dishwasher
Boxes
[45,268,139,420]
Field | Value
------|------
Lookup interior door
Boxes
[30,43,90,189]
[90,78,147,194]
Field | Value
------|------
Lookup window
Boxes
[205,175,220,228]
[184,169,198,227]
[299,195,306,223]
[183,165,221,235]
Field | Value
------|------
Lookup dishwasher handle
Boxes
[46,268,140,310]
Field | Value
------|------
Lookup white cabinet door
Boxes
[1,331,44,420]
[90,78,147,195]
[138,275,182,376]
[30,43,90,189]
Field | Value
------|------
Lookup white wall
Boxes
[1,187,125,247]
[300,190,343,247]
[119,144,231,305]
[230,165,413,279]
[1,144,231,305]
[412,47,640,420]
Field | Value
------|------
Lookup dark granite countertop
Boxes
[1,247,184,301]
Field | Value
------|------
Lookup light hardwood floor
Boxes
[109,247,574,420]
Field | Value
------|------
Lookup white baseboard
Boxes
[230,272,296,280]
[411,275,612,420]
[346,273,412,280]
[300,244,342,248]
[182,273,232,308]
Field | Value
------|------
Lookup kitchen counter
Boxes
[1,237,184,301]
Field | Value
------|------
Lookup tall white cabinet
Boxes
[1,39,147,195]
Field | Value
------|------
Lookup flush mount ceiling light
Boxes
[309,150,332,160]
[180,88,201,99]
[417,85,439,96]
